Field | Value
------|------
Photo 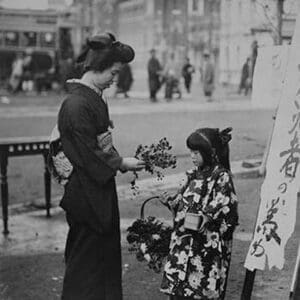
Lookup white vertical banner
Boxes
[245,12,300,271]
[251,45,290,108]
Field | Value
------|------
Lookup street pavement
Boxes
[0,98,265,119]
[0,81,269,119]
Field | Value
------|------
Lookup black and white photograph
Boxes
[0,0,300,299]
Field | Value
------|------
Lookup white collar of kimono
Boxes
[66,78,104,98]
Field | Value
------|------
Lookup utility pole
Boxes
[276,0,284,45]
[208,0,213,52]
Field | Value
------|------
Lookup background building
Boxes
[115,0,221,86]
[219,0,299,86]
[0,7,76,81]
[1,0,299,89]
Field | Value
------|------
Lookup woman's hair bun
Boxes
[76,32,135,69]
[86,32,116,50]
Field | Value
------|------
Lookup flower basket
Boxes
[126,196,172,273]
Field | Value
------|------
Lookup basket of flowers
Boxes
[126,195,173,273]
[126,138,177,273]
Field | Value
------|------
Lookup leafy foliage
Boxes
[130,137,177,194]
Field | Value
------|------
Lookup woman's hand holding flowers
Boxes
[120,157,145,172]
[130,138,177,194]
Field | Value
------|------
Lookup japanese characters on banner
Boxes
[251,45,290,108]
[245,13,300,271]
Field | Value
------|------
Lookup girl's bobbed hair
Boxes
[186,127,232,170]
[76,32,135,73]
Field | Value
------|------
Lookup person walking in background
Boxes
[51,32,145,300]
[202,51,215,102]
[59,57,74,92]
[164,52,182,101]
[251,40,258,83]
[147,48,162,102]
[116,63,133,98]
[22,48,36,93]
[8,52,24,94]
[181,57,195,94]
[238,57,251,96]
[160,127,238,300]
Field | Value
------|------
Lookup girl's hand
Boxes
[159,191,173,205]
[159,192,181,209]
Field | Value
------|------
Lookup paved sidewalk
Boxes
[0,82,273,119]
[0,98,271,119]
[0,158,260,256]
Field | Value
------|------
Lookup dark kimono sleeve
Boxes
[204,171,239,240]
[59,98,122,186]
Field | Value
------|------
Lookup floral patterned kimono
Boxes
[160,164,238,299]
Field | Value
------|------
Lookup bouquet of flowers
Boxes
[131,137,177,194]
[127,216,172,273]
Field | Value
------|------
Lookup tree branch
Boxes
[254,0,281,43]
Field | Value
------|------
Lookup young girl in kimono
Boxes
[160,127,238,300]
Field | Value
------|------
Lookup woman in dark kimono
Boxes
[160,128,238,300]
[55,33,145,300]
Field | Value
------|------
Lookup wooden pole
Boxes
[276,0,284,45]
[241,269,257,300]
[290,241,300,299]
[290,194,300,299]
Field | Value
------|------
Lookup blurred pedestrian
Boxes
[251,40,258,81]
[59,57,74,91]
[160,127,238,300]
[147,49,162,102]
[8,52,24,93]
[22,48,36,92]
[51,32,145,300]
[202,51,215,101]
[181,57,195,93]
[164,53,181,101]
[238,57,251,96]
[116,63,133,98]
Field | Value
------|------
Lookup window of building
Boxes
[174,0,178,10]
[4,31,19,47]
[0,32,3,45]
[22,32,37,47]
[188,0,204,15]
[40,32,56,48]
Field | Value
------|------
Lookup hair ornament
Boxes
[219,127,232,145]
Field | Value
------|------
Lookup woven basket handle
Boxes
[140,196,160,219]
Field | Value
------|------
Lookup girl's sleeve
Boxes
[204,171,239,240]
[58,98,122,186]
